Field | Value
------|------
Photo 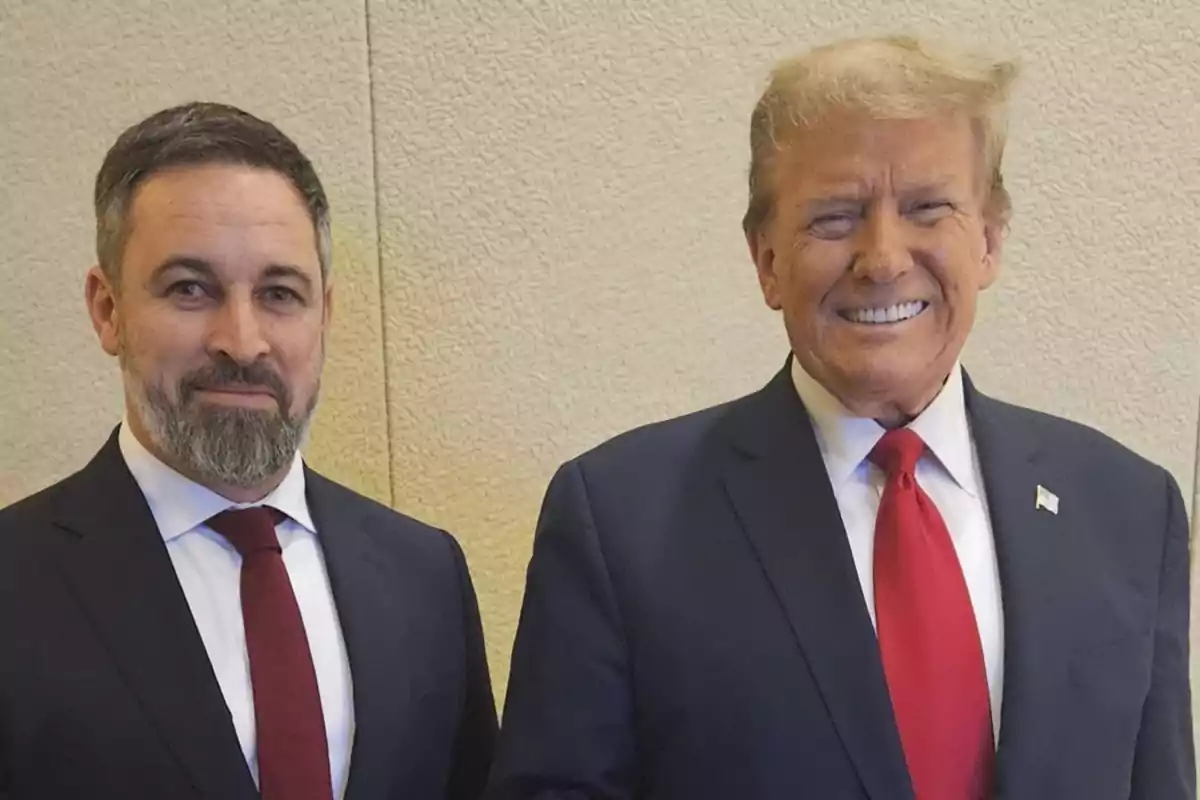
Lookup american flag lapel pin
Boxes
[1035,484,1059,515]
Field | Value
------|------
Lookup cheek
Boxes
[122,315,210,385]
[122,317,184,364]
[924,237,986,304]
[928,271,982,344]
[276,331,325,389]
[784,244,847,319]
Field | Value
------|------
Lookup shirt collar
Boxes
[118,415,316,542]
[789,357,981,497]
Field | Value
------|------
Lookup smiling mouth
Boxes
[838,300,929,325]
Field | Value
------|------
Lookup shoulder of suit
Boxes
[303,467,461,548]
[0,470,76,530]
[565,393,747,479]
[973,392,1173,485]
[0,471,88,568]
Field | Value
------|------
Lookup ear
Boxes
[747,228,784,310]
[84,265,122,356]
[979,218,1004,290]
[322,280,335,331]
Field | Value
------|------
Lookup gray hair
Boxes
[94,101,332,284]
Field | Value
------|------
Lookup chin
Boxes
[822,358,920,404]
[835,350,913,381]
[192,399,281,418]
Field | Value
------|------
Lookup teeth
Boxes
[846,301,926,324]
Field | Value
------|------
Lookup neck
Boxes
[873,409,919,430]
[124,406,290,504]
[203,476,286,505]
[829,374,950,428]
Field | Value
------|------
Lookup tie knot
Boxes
[869,427,927,477]
[207,506,285,558]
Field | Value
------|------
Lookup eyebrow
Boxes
[261,264,315,294]
[896,180,958,197]
[806,194,867,209]
[802,181,961,210]
[147,256,217,286]
[147,257,314,293]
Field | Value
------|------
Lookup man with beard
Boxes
[0,102,496,800]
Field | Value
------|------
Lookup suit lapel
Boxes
[308,472,415,800]
[721,365,913,800]
[51,429,257,800]
[965,383,1083,799]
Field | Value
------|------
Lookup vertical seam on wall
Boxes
[364,0,396,508]
[1192,396,1199,537]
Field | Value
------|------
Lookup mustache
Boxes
[178,358,292,410]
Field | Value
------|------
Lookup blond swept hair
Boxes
[743,34,1019,235]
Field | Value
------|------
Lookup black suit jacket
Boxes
[0,428,497,800]
[488,363,1194,799]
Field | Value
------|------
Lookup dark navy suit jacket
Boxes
[488,362,1193,799]
[0,428,497,800]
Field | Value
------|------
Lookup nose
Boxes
[851,206,913,283]
[207,289,270,364]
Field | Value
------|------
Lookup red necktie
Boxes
[870,429,993,800]
[207,507,333,800]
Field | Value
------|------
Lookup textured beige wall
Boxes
[2,0,1197,719]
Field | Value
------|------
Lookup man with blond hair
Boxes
[487,35,1193,799]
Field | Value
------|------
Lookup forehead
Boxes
[773,112,980,196]
[123,163,320,280]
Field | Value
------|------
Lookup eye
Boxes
[908,200,953,224]
[166,280,213,301]
[809,213,857,240]
[261,286,305,306]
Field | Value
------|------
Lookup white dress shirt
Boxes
[118,420,355,796]
[790,360,1005,739]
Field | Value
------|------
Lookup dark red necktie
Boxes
[870,429,993,800]
[207,507,333,800]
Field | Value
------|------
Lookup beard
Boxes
[122,351,319,489]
